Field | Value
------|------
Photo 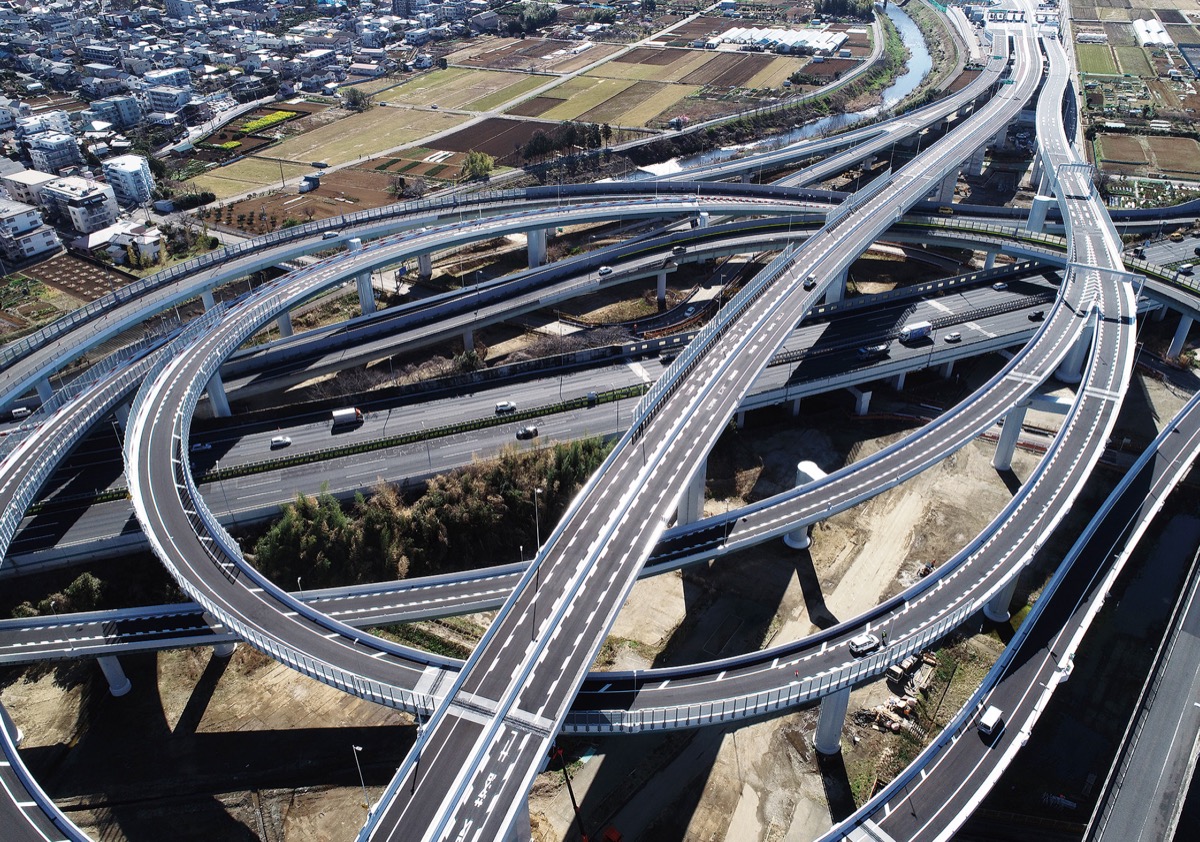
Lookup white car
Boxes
[598,266,613,276]
[848,633,881,657]
[270,435,292,449]
[991,281,1008,291]
[495,400,518,414]
[944,331,962,343]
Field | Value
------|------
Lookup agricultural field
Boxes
[263,106,466,166]
[1114,45,1154,76]
[1077,43,1118,75]
[188,159,315,200]
[426,117,625,166]
[503,72,699,127]
[446,37,622,74]
[1094,133,1200,178]
[375,67,544,112]
[363,148,468,182]
[210,168,400,234]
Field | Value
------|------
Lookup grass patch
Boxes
[465,74,545,111]
[1077,43,1118,75]
[1114,46,1153,77]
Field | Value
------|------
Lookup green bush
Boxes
[240,110,296,134]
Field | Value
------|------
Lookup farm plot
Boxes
[266,107,466,166]
[582,82,700,126]
[529,78,638,121]
[596,48,712,82]
[1096,134,1149,170]
[375,68,541,111]
[446,37,622,74]
[189,159,314,200]
[430,118,557,165]
[746,56,809,89]
[801,58,860,80]
[1146,135,1200,178]
[1165,24,1200,43]
[216,168,401,233]
[1115,45,1154,76]
[1077,43,1118,74]
[660,16,744,44]
[1102,21,1138,43]
[678,52,777,87]
[365,149,467,182]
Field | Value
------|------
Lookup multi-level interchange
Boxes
[2,2,1200,840]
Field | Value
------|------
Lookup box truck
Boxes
[331,407,363,428]
[899,320,933,343]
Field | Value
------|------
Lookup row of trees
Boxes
[521,121,614,163]
[252,438,613,586]
[815,0,875,21]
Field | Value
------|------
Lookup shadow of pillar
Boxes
[795,546,840,630]
[817,750,857,823]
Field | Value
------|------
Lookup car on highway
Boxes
[598,266,613,276]
[495,400,518,414]
[803,274,817,290]
[991,281,1008,291]
[586,391,599,407]
[270,435,291,449]
[672,245,687,255]
[190,442,212,452]
[856,344,889,361]
[848,633,881,657]
[660,352,677,364]
[515,425,539,440]
[1029,309,1045,321]
[944,331,962,343]
[978,705,1004,738]
[430,103,439,109]
[322,230,340,240]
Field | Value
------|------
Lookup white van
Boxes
[10,407,32,420]
[978,705,1004,737]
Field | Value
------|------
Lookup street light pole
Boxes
[352,745,369,813]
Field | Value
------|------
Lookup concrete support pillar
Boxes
[112,401,130,433]
[206,370,231,418]
[814,686,852,756]
[418,253,432,279]
[735,409,746,429]
[967,145,987,177]
[202,614,238,657]
[992,125,1009,148]
[676,457,707,526]
[526,228,546,268]
[1030,154,1044,188]
[984,250,997,270]
[35,376,53,402]
[357,271,376,316]
[740,172,750,184]
[790,396,801,416]
[462,328,474,353]
[1152,303,1168,322]
[1168,314,1193,359]
[847,386,872,416]
[992,401,1029,472]
[202,289,216,310]
[0,703,22,745]
[657,271,667,309]
[1037,166,1053,197]
[1054,323,1094,384]
[939,360,955,379]
[276,309,294,337]
[984,576,1021,623]
[504,800,532,842]
[1026,195,1054,233]
[784,461,827,549]
[824,267,847,305]
[98,655,132,697]
[697,212,710,229]
[932,170,957,205]
[890,371,906,391]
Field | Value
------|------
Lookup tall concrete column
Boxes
[814,686,852,755]
[993,401,1029,471]
[932,170,957,205]
[784,461,827,549]
[1026,195,1054,232]
[418,253,432,279]
[35,376,53,402]
[504,800,532,842]
[1038,166,1053,197]
[967,145,987,177]
[356,270,376,316]
[1168,314,1193,359]
[847,386,872,416]
[657,271,667,309]
[984,249,997,270]
[526,228,546,267]
[202,289,216,310]
[697,211,710,229]
[890,371,906,391]
[676,457,707,526]
[207,370,231,418]
[204,613,237,657]
[112,401,130,433]
[276,310,294,337]
[824,267,847,304]
[735,409,746,429]
[462,328,474,353]
[1029,154,1043,187]
[984,576,1021,623]
[939,360,955,379]
[1054,323,1094,384]
[790,395,801,416]
[98,655,132,696]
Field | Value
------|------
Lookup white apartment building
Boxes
[0,170,59,205]
[144,66,192,89]
[89,94,144,129]
[40,177,119,234]
[145,85,191,113]
[0,199,60,261]
[28,132,84,174]
[15,110,73,139]
[102,154,155,206]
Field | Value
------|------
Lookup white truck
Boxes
[899,320,933,343]
[331,407,363,428]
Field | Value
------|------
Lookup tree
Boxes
[436,57,448,70]
[462,150,495,181]
[601,123,613,148]
[343,87,373,112]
